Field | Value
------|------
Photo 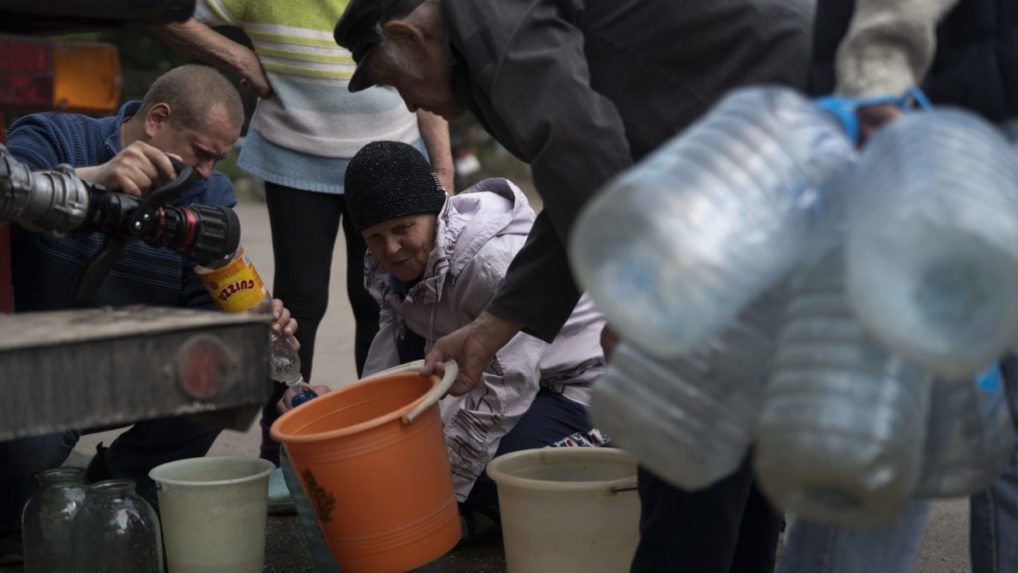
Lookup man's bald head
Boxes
[138,64,244,131]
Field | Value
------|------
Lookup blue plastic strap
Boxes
[976,365,1003,393]
[975,364,1005,411]
[815,86,933,142]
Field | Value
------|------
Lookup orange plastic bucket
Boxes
[270,362,461,573]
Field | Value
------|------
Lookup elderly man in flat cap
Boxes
[331,0,814,571]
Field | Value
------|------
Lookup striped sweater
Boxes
[195,0,420,161]
[7,101,236,312]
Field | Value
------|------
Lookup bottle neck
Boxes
[34,467,85,488]
[194,247,243,273]
[88,479,136,498]
[195,246,272,314]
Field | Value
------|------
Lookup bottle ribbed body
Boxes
[571,86,855,359]
[591,285,786,490]
[915,367,1014,497]
[846,110,1018,378]
[755,251,931,526]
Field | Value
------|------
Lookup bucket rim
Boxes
[486,448,639,492]
[149,456,275,487]
[269,371,442,444]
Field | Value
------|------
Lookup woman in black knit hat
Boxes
[279,140,610,546]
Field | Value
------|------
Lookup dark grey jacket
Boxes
[444,0,814,340]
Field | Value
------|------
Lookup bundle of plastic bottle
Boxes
[590,284,786,490]
[914,366,1014,498]
[845,110,1018,379]
[755,249,932,526]
[570,86,856,359]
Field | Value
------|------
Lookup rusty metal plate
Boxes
[0,306,271,441]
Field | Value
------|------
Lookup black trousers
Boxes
[631,455,783,573]
[464,389,597,508]
[260,183,380,463]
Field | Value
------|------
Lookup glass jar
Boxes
[72,479,163,573]
[21,467,88,573]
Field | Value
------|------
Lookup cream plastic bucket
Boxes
[149,456,274,573]
[486,448,640,573]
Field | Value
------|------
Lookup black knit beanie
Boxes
[344,141,447,232]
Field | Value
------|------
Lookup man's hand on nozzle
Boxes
[422,311,522,396]
[858,103,904,144]
[270,298,299,342]
[74,141,178,197]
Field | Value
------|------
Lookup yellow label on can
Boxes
[197,249,269,313]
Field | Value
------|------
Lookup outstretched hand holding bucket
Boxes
[403,360,457,423]
[270,360,463,573]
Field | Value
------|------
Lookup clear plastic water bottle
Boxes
[845,110,1018,379]
[195,248,317,406]
[755,250,932,526]
[590,284,787,490]
[914,366,1014,497]
[267,334,316,407]
[570,86,856,359]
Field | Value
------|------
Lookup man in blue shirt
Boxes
[10,64,241,312]
[0,65,296,561]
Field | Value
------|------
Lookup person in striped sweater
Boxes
[155,0,455,469]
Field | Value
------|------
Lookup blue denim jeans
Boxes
[777,357,1018,573]
[775,500,930,573]
[969,357,1018,573]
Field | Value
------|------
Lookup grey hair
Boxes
[139,64,244,131]
[372,0,441,82]
[373,22,425,81]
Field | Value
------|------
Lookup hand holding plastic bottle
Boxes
[277,383,331,414]
[857,103,903,142]
[194,248,320,403]
[269,298,298,340]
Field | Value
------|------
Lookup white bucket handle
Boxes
[402,360,458,424]
[608,476,639,495]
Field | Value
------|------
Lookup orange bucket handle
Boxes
[361,359,426,381]
[402,360,458,424]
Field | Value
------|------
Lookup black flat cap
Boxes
[334,0,426,92]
